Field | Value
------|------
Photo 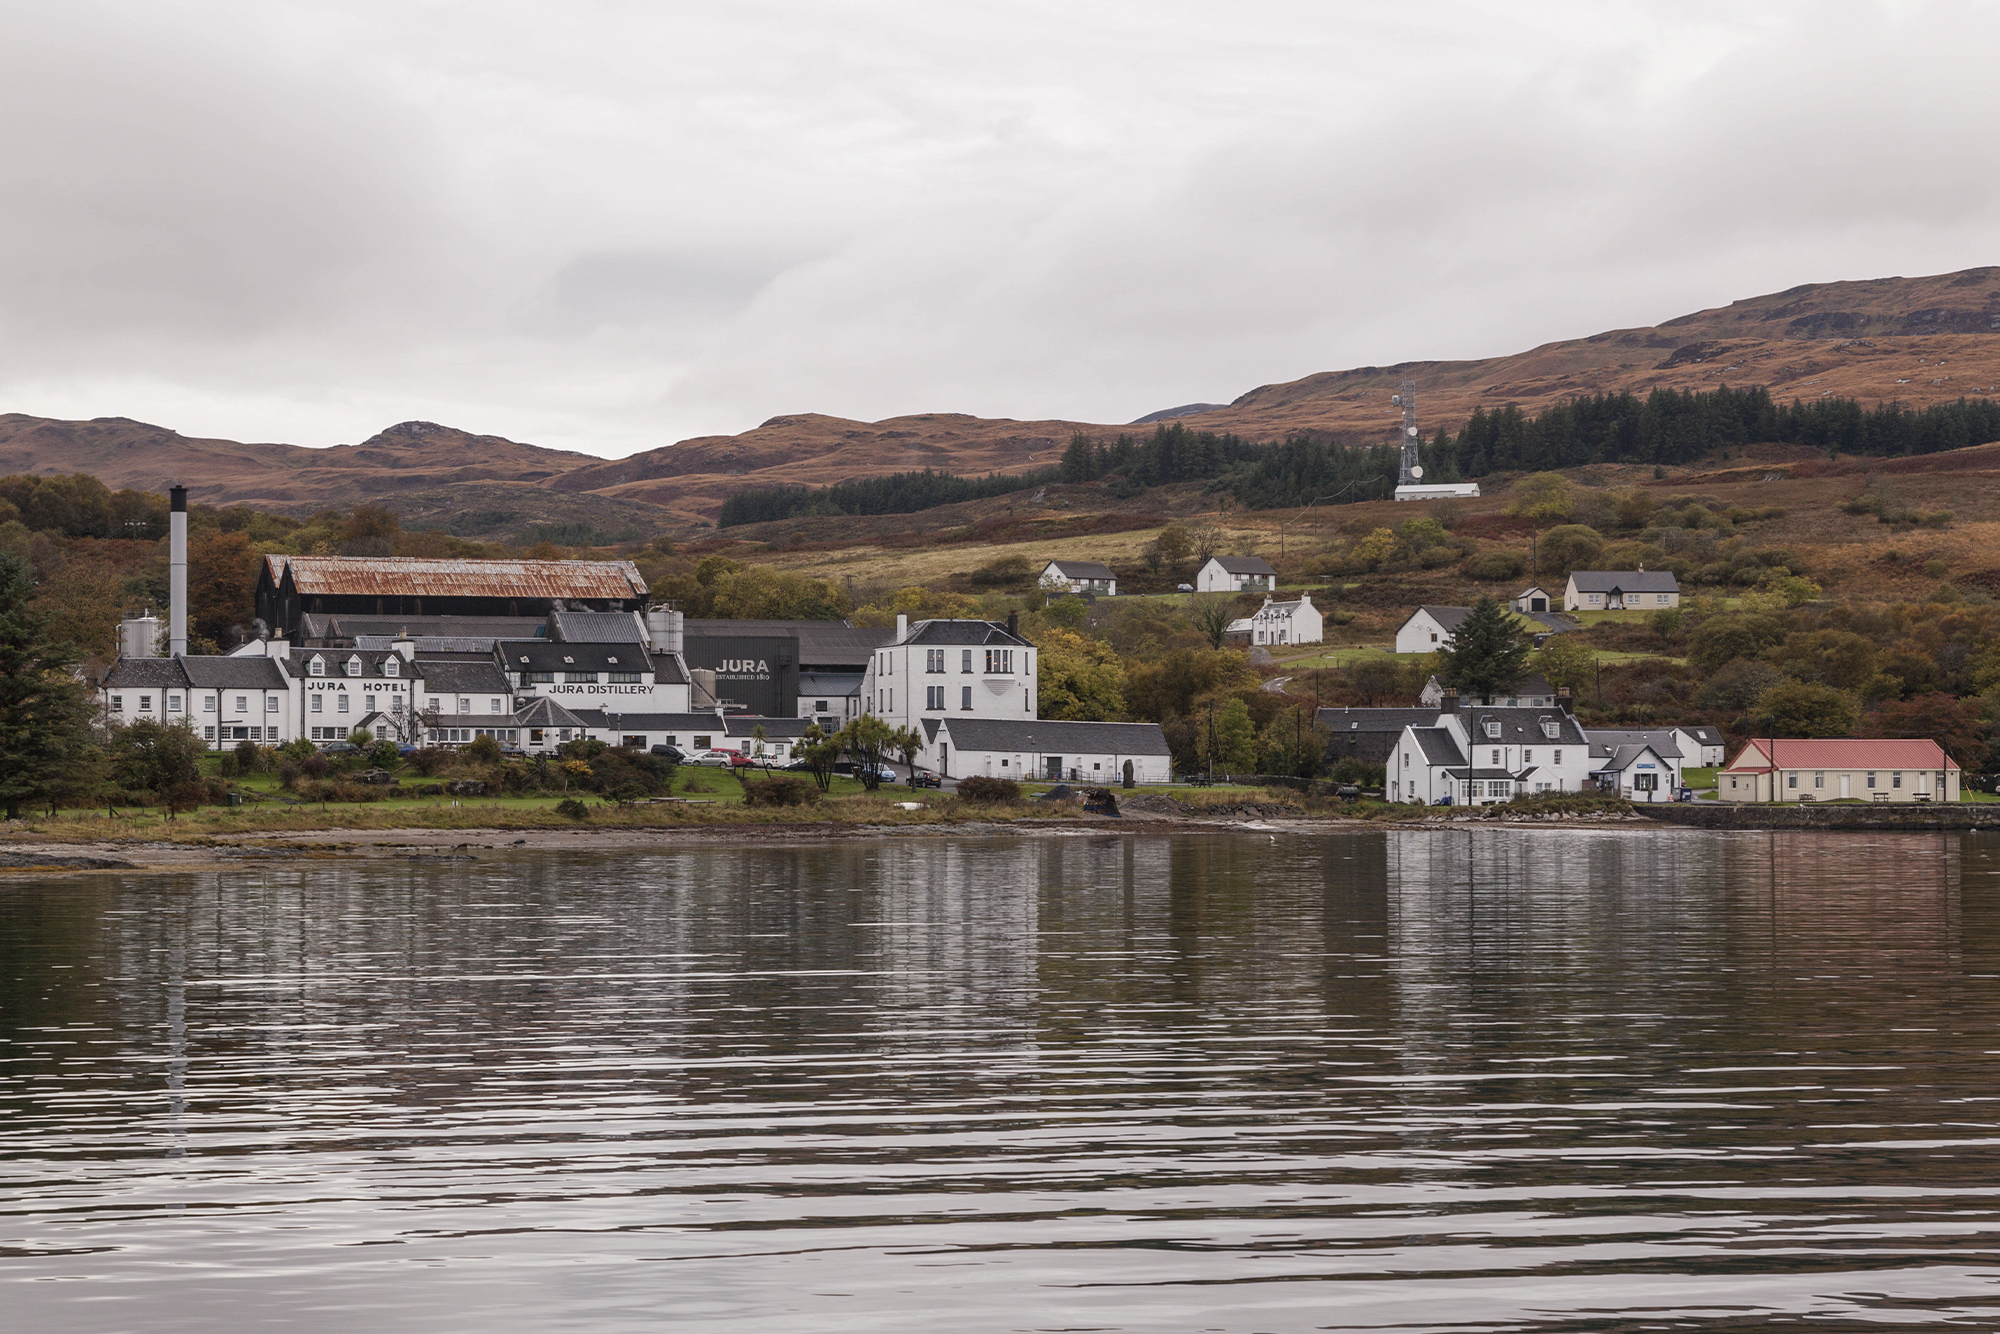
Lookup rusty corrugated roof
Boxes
[280,555,646,600]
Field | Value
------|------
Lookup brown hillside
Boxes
[4,266,1999,525]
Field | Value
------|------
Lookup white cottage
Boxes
[1565,570,1680,611]
[1195,556,1277,593]
[923,717,1172,785]
[1239,594,1322,647]
[1039,560,1117,597]
[1586,729,1685,801]
[862,614,1038,734]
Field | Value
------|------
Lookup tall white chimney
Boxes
[168,484,188,657]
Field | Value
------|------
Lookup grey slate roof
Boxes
[937,717,1170,756]
[1210,556,1277,576]
[417,660,513,695]
[500,640,686,683]
[1568,570,1680,593]
[549,610,647,643]
[1591,743,1672,774]
[299,614,548,643]
[1587,729,1684,761]
[100,658,189,689]
[1316,707,1440,734]
[181,657,293,689]
[284,649,419,682]
[1679,725,1724,745]
[1411,605,1575,638]
[567,710,725,732]
[899,619,1033,648]
[799,671,865,696]
[1409,727,1468,766]
[1046,560,1115,580]
[723,715,815,739]
[356,635,504,654]
[514,697,587,728]
[1456,705,1589,746]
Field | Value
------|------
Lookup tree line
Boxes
[715,389,2000,524]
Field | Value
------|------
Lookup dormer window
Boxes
[1484,720,1501,739]
[1542,721,1560,739]
[308,655,325,677]
[382,659,399,677]
[344,656,362,677]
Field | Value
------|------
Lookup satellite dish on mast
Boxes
[1406,426,1419,437]
[1410,465,1425,480]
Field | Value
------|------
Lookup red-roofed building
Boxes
[1720,738,1959,803]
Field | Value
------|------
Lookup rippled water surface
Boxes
[7,830,2000,1331]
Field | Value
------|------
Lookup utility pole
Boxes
[1207,699,1216,785]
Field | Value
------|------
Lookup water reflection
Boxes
[3,830,2000,1331]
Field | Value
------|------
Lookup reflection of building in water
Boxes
[867,839,1042,1043]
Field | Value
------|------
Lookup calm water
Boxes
[5,830,2000,1332]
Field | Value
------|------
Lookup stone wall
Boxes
[1636,802,2000,832]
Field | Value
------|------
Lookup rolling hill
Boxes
[5,266,1999,528]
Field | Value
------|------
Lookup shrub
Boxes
[1464,551,1526,581]
[957,776,1021,803]
[301,753,330,779]
[234,739,264,773]
[408,747,454,777]
[466,734,504,765]
[554,797,591,820]
[742,776,823,808]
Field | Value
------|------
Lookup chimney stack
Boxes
[1007,610,1018,636]
[168,484,188,657]
[1440,687,1459,714]
[896,613,908,641]
[1556,686,1572,715]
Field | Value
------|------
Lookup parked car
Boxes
[852,763,897,784]
[1177,583,1194,592]
[690,749,754,768]
[907,770,942,789]
[321,741,361,756]
[650,744,686,762]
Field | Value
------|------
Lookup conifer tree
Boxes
[1436,596,1530,703]
[0,553,102,819]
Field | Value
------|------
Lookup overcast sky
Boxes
[0,0,1994,458]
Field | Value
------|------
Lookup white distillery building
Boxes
[1195,556,1277,593]
[923,717,1173,785]
[100,654,302,748]
[1387,696,1593,805]
[861,614,1038,734]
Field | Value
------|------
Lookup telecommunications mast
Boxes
[1390,379,1480,502]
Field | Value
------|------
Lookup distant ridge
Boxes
[1129,402,1228,425]
[5,266,2000,524]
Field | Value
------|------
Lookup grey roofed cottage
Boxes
[1564,569,1681,611]
[1039,559,1117,596]
[1315,706,1441,764]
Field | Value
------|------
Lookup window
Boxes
[1552,749,1562,764]
[524,671,554,684]
[1634,773,1657,791]
[1867,771,1876,788]
[622,736,645,748]
[1491,749,1501,765]
[693,735,711,749]
[458,697,470,712]
[1893,772,1903,788]
[312,696,323,713]
[110,695,123,711]
[1484,720,1501,738]
[1522,749,1532,763]
[961,650,973,673]
[1588,594,1602,605]
[565,672,599,684]
[1656,594,1670,606]
[984,649,1013,673]
[266,696,278,712]
[235,696,248,712]
[383,659,399,677]
[364,693,376,714]
[926,686,943,709]
[345,656,361,676]
[338,695,351,714]
[1542,721,1560,738]
[489,698,502,712]
[203,696,215,712]
[168,693,183,712]
[926,650,944,673]
[138,695,152,711]
[1814,771,1824,788]
[308,656,325,677]
[961,686,972,710]
[393,697,406,713]
[203,726,215,740]
[1788,772,1798,788]
[814,700,829,712]
[608,672,640,683]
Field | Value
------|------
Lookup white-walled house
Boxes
[1586,729,1685,801]
[922,717,1172,784]
[1195,556,1277,593]
[1671,725,1726,767]
[1565,570,1680,611]
[1240,595,1322,647]
[1386,697,1593,805]
[1039,560,1116,597]
[1419,673,1557,709]
[1719,738,1961,803]
[1510,586,1554,613]
[862,615,1038,735]
[497,640,691,713]
[100,654,302,748]
[1395,604,1578,655]
[290,647,423,743]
